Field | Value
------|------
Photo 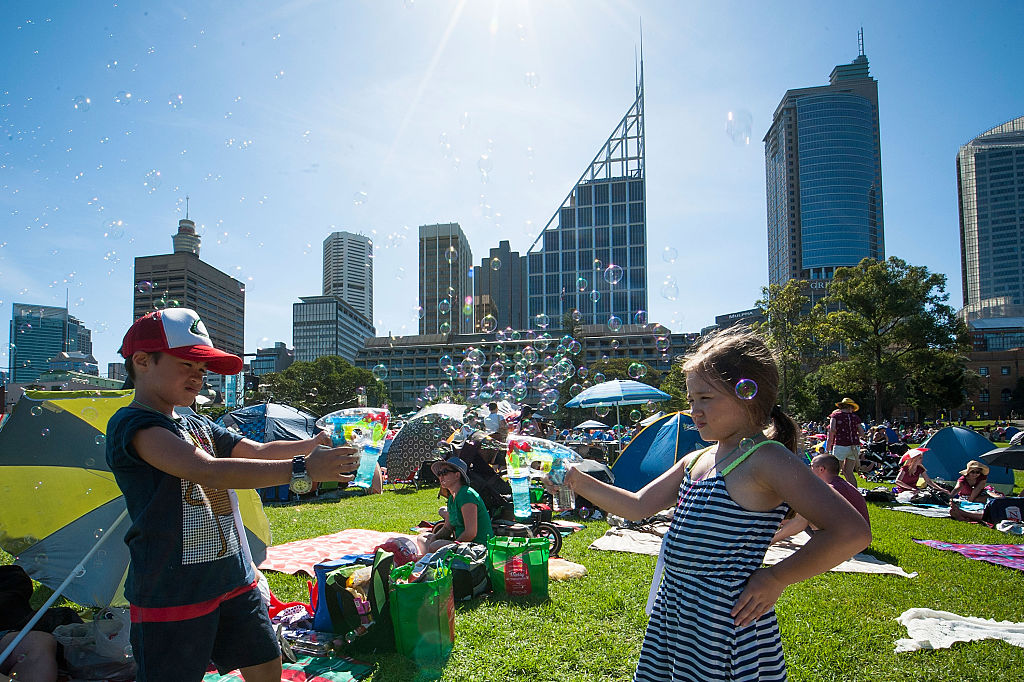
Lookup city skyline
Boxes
[2,2,1024,371]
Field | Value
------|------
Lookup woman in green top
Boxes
[423,457,494,552]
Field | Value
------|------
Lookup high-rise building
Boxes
[292,295,376,365]
[957,115,1024,308]
[8,303,92,383]
[524,71,647,328]
[471,241,526,331]
[764,30,884,295]
[418,223,473,335]
[322,231,373,324]
[251,341,294,376]
[133,216,245,358]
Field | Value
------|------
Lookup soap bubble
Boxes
[81,406,99,419]
[490,257,502,271]
[477,154,493,183]
[416,305,425,319]
[610,340,620,350]
[607,315,622,332]
[662,246,678,264]
[576,276,588,292]
[593,372,606,383]
[571,309,583,323]
[630,409,642,422]
[136,280,154,293]
[40,428,50,437]
[104,219,126,239]
[524,71,540,88]
[589,290,600,303]
[73,95,91,111]
[372,364,389,380]
[628,362,647,379]
[726,109,753,145]
[632,310,648,326]
[30,405,43,417]
[439,321,451,334]
[735,379,758,400]
[593,258,603,271]
[168,93,184,110]
[480,314,497,333]
[603,264,623,285]
[114,90,132,105]
[95,434,106,446]
[661,277,679,301]
[352,191,367,206]
[438,299,451,315]
[445,246,459,264]
[534,313,550,329]
[84,457,96,467]
[143,169,162,193]
[655,336,670,352]
[595,406,610,418]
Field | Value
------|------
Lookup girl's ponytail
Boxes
[768,404,801,454]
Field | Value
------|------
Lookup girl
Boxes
[950,460,1002,502]
[555,329,871,681]
[421,457,493,552]
[894,450,946,493]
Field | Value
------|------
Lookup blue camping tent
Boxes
[218,402,319,442]
[611,412,711,492]
[920,426,1015,493]
[1004,426,1020,441]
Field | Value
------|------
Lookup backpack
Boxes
[446,543,491,601]
[312,550,395,654]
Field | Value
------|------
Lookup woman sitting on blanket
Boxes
[420,457,494,553]
[950,460,1004,503]
[894,450,947,494]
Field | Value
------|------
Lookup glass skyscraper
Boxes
[9,303,93,383]
[765,33,883,292]
[958,116,1024,308]
[524,73,646,327]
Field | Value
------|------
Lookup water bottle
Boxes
[350,427,378,488]
[507,440,532,520]
[550,450,582,513]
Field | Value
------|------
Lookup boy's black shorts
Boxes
[131,587,280,681]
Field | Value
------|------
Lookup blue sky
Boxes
[2,1,1023,372]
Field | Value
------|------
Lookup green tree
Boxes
[254,355,387,416]
[658,360,689,414]
[816,257,970,421]
[755,280,824,413]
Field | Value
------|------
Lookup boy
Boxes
[106,308,358,681]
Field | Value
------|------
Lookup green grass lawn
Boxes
[5,479,1024,681]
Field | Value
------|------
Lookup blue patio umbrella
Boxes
[565,380,671,442]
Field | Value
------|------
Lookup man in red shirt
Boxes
[772,454,871,544]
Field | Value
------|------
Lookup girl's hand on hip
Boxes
[731,567,786,628]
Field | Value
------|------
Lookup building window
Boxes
[1001,366,1011,375]
[1002,388,1012,403]
[979,390,989,403]
[979,367,989,376]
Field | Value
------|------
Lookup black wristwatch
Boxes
[289,455,313,495]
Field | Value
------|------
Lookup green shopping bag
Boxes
[388,563,455,666]
[486,536,549,598]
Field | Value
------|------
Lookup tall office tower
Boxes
[9,303,92,383]
[418,223,473,335]
[322,231,373,324]
[133,216,245,358]
[958,116,1024,308]
[292,296,376,364]
[471,241,526,331]
[764,30,884,296]
[524,70,647,328]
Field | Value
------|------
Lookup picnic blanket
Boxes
[914,539,1024,572]
[259,529,419,576]
[895,608,1024,652]
[765,532,917,577]
[885,501,985,519]
[590,528,917,577]
[204,655,373,681]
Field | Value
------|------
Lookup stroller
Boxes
[858,441,906,481]
[433,432,564,556]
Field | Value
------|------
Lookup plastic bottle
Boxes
[550,449,583,513]
[506,440,533,520]
[350,427,378,488]
[328,417,347,447]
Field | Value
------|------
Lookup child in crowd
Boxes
[106,309,358,682]
[894,450,946,494]
[553,328,871,681]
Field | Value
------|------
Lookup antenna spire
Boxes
[858,27,864,56]
[185,195,190,219]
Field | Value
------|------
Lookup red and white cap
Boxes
[119,308,243,375]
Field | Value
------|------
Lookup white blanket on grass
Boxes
[590,529,917,578]
[763,531,917,578]
[896,608,1024,652]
